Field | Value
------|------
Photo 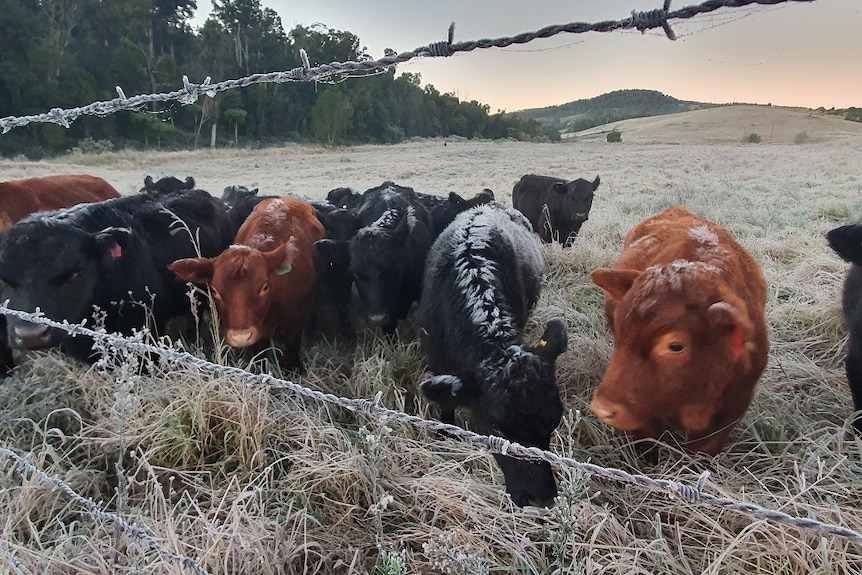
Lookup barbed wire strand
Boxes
[0,0,815,134]
[0,303,859,546]
[0,542,35,575]
[0,444,211,575]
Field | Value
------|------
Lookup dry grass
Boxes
[2,107,862,574]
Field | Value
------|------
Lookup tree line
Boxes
[0,0,559,158]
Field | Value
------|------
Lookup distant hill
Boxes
[512,89,722,134]
[569,104,862,145]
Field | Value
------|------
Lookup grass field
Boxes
[2,110,862,574]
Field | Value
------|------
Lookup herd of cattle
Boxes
[0,172,859,508]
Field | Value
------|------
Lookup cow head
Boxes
[326,187,363,211]
[221,184,259,209]
[348,208,412,332]
[0,225,135,350]
[547,176,600,245]
[316,208,361,242]
[420,319,569,507]
[169,238,300,348]
[590,263,760,453]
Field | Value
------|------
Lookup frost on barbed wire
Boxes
[0,301,860,547]
[0,0,815,134]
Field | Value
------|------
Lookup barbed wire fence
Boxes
[0,0,845,572]
[0,0,815,134]
[1,303,860,570]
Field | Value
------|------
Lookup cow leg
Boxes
[0,345,14,378]
[277,330,305,375]
[844,342,862,433]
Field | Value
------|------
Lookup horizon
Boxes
[190,0,861,113]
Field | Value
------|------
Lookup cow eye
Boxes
[668,342,685,353]
[259,282,270,296]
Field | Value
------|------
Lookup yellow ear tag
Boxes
[535,339,548,349]
[276,263,292,276]
[451,389,458,397]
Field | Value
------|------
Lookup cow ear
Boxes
[268,236,300,276]
[93,227,132,260]
[420,374,464,401]
[592,176,601,190]
[168,257,214,284]
[707,301,755,357]
[591,268,642,301]
[553,182,567,194]
[250,188,259,196]
[448,192,466,209]
[531,318,568,361]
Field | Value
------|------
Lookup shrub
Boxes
[71,137,115,154]
[606,128,622,143]
[745,133,762,144]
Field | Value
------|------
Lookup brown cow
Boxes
[168,197,325,372]
[590,206,769,455]
[0,174,120,231]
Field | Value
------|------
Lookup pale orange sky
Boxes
[192,0,861,111]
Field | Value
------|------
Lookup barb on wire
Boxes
[0,0,815,134]
[0,302,858,546]
[0,446,210,575]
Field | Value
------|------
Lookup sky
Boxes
[190,0,861,112]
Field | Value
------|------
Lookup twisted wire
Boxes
[0,302,858,545]
[0,0,815,133]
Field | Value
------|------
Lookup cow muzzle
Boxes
[225,328,261,348]
[10,322,53,349]
[590,395,640,432]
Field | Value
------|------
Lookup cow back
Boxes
[0,174,120,231]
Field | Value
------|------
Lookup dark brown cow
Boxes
[0,174,120,231]
[169,197,325,372]
[590,206,769,455]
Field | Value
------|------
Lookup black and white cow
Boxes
[827,223,862,433]
[0,189,234,372]
[347,182,434,333]
[512,174,600,246]
[418,202,568,507]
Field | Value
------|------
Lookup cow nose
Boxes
[590,396,619,424]
[225,328,259,348]
[12,323,51,349]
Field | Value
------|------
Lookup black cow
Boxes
[221,185,278,232]
[418,202,567,507]
[827,223,862,433]
[417,189,496,237]
[0,189,234,372]
[348,182,434,333]
[141,175,196,195]
[512,174,600,246]
[313,209,362,334]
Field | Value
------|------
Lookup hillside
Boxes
[512,89,721,133]
[568,104,862,145]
